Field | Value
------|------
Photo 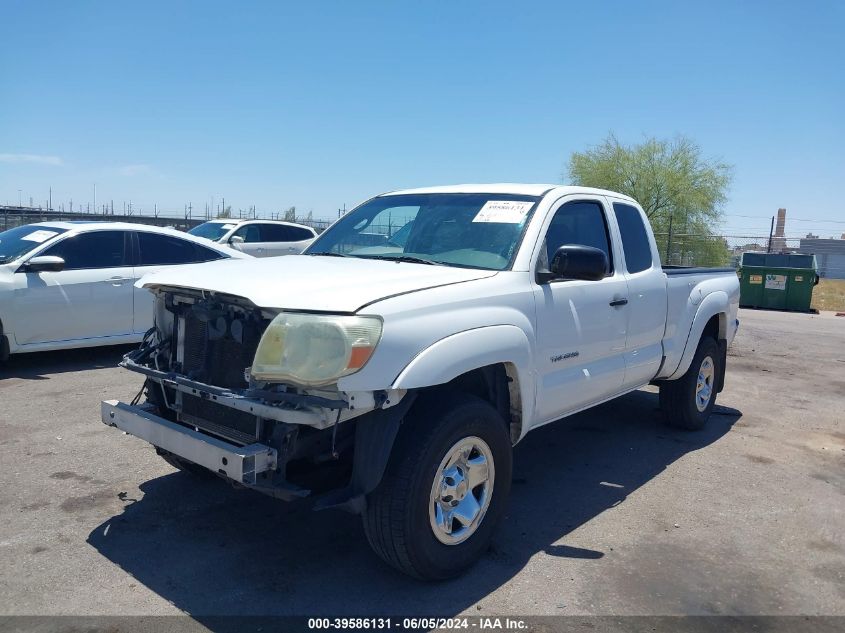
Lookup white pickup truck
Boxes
[102,184,739,580]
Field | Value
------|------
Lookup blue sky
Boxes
[1,1,843,236]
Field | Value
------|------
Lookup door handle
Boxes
[107,276,133,285]
[609,298,628,307]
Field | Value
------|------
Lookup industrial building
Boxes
[799,234,845,280]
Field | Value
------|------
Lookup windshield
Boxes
[0,225,68,264]
[188,221,237,241]
[306,193,540,270]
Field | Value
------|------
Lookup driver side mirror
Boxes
[228,235,245,245]
[18,255,66,273]
[539,245,607,283]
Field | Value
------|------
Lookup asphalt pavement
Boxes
[0,309,842,617]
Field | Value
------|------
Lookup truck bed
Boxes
[657,267,740,381]
[663,266,736,275]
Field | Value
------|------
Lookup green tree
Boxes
[567,133,733,266]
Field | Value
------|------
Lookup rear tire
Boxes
[363,391,512,580]
[659,336,720,430]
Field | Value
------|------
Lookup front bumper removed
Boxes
[101,399,277,485]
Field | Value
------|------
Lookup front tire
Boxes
[363,392,512,580]
[659,336,720,430]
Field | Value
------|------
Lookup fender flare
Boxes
[666,291,728,380]
[391,324,535,438]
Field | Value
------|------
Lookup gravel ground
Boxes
[0,308,842,617]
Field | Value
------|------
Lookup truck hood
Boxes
[139,254,498,313]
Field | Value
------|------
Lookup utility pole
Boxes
[93,183,96,214]
[665,212,674,264]
[767,216,775,253]
[49,187,52,212]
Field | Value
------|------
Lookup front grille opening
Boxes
[177,302,268,390]
[180,394,258,446]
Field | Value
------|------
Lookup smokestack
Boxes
[775,208,786,237]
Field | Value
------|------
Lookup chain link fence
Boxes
[5,207,843,278]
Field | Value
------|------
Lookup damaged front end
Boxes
[102,287,411,511]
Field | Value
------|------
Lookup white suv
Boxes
[188,219,317,257]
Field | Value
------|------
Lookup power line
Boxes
[724,213,845,224]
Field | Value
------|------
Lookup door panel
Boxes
[532,198,629,422]
[621,270,665,387]
[533,278,629,420]
[231,224,262,256]
[13,231,133,345]
[611,202,667,388]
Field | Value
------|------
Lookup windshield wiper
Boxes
[307,251,354,258]
[362,254,438,265]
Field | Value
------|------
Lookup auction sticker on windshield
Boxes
[21,230,59,243]
[473,200,533,223]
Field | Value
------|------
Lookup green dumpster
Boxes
[739,252,819,311]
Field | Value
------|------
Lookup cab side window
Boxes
[613,203,654,273]
[540,200,613,274]
[42,231,129,270]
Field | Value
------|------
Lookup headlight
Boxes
[251,313,382,387]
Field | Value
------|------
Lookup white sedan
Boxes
[0,221,249,360]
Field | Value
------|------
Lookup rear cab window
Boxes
[612,202,655,273]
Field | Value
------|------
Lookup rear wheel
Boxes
[363,392,512,580]
[660,336,720,430]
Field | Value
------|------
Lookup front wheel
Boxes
[363,392,512,580]
[659,336,720,430]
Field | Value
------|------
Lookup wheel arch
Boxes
[666,292,729,382]
[391,325,535,444]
